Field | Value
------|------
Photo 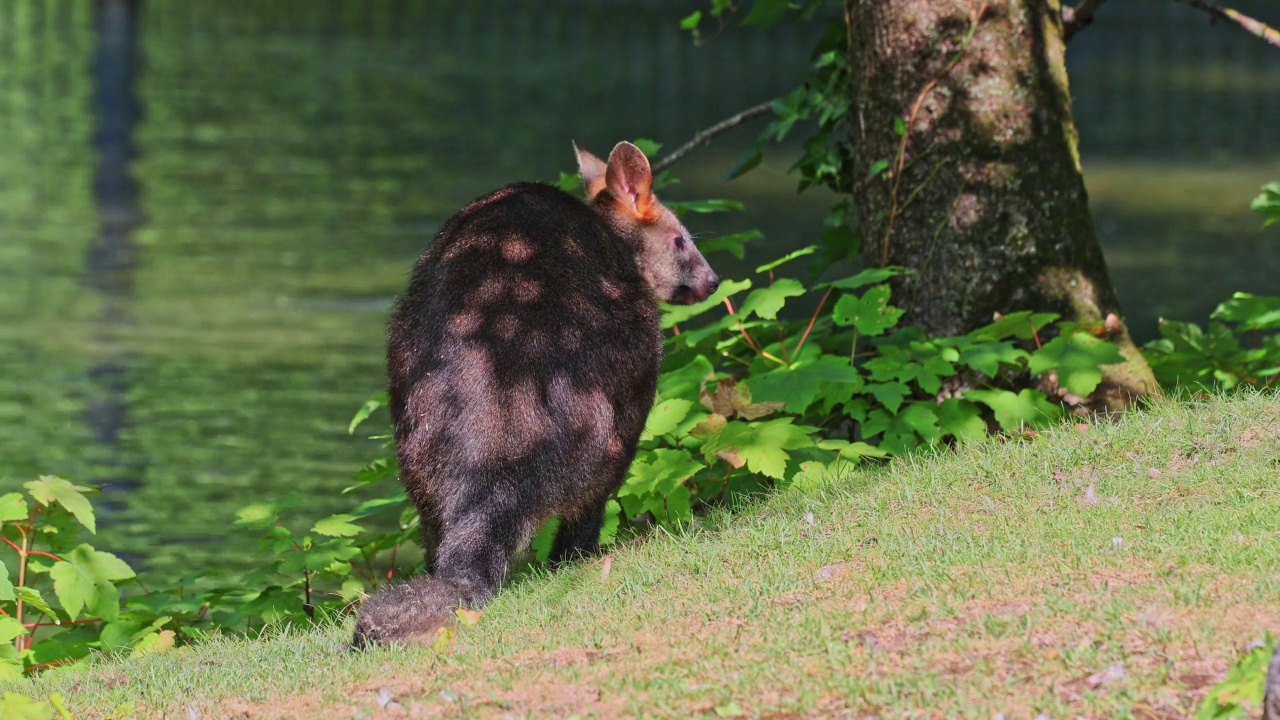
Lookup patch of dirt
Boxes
[1238,422,1280,450]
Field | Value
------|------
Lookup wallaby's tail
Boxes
[351,575,476,648]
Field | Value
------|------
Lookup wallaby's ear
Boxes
[604,141,655,219]
[574,142,609,202]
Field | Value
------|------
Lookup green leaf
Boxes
[679,10,702,30]
[598,500,622,546]
[346,456,398,492]
[641,399,693,441]
[737,278,806,321]
[555,170,583,194]
[936,399,987,441]
[702,418,815,480]
[14,587,55,617]
[755,246,818,274]
[1211,292,1280,331]
[662,278,751,328]
[831,285,904,336]
[0,617,26,644]
[24,477,95,534]
[349,490,408,517]
[0,564,12,602]
[866,159,889,180]
[667,198,743,215]
[1197,636,1273,718]
[724,145,764,181]
[47,695,71,720]
[1028,332,1125,396]
[972,311,1059,341]
[966,389,1063,431]
[1250,181,1280,227]
[658,355,715,402]
[863,382,910,414]
[0,493,27,523]
[862,403,938,452]
[311,514,364,538]
[530,518,561,564]
[663,485,693,527]
[958,340,1030,377]
[697,230,762,260]
[743,0,789,27]
[821,266,907,290]
[0,691,55,720]
[621,449,704,499]
[49,545,134,622]
[748,356,860,415]
[234,494,303,528]
[893,117,907,136]
[630,138,661,158]
[348,392,388,435]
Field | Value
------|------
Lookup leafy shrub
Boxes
[0,478,151,679]
[1145,293,1280,391]
[1145,183,1280,392]
[1197,636,1276,720]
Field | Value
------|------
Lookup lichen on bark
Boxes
[844,0,1157,405]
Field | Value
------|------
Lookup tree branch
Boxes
[1062,0,1106,41]
[651,102,774,174]
[1172,0,1280,48]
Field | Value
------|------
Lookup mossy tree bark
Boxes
[844,0,1158,406]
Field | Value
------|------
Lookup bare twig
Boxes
[1172,0,1280,48]
[1062,0,1107,41]
[652,102,774,173]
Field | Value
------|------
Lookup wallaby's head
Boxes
[575,141,720,305]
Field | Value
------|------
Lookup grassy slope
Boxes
[13,393,1280,719]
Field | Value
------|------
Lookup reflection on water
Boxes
[0,0,1277,578]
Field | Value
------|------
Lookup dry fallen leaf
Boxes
[1146,467,1162,478]
[1086,663,1125,689]
[455,608,482,626]
[600,555,613,580]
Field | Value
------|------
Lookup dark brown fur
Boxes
[352,143,717,647]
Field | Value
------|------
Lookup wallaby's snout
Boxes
[677,264,719,305]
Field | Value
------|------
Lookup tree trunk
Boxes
[844,0,1157,406]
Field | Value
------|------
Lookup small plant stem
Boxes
[793,287,834,358]
[23,659,77,674]
[1030,320,1044,349]
[23,617,103,629]
[14,526,29,654]
[387,544,399,581]
[850,328,860,365]
[724,297,786,365]
[303,570,314,621]
[0,537,61,562]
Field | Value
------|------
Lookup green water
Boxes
[0,0,1276,580]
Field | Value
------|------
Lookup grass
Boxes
[9,392,1280,718]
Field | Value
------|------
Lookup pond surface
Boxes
[1,0,1277,579]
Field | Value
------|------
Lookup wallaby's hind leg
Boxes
[352,504,535,647]
[549,499,607,566]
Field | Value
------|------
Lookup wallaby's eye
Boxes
[673,236,686,250]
